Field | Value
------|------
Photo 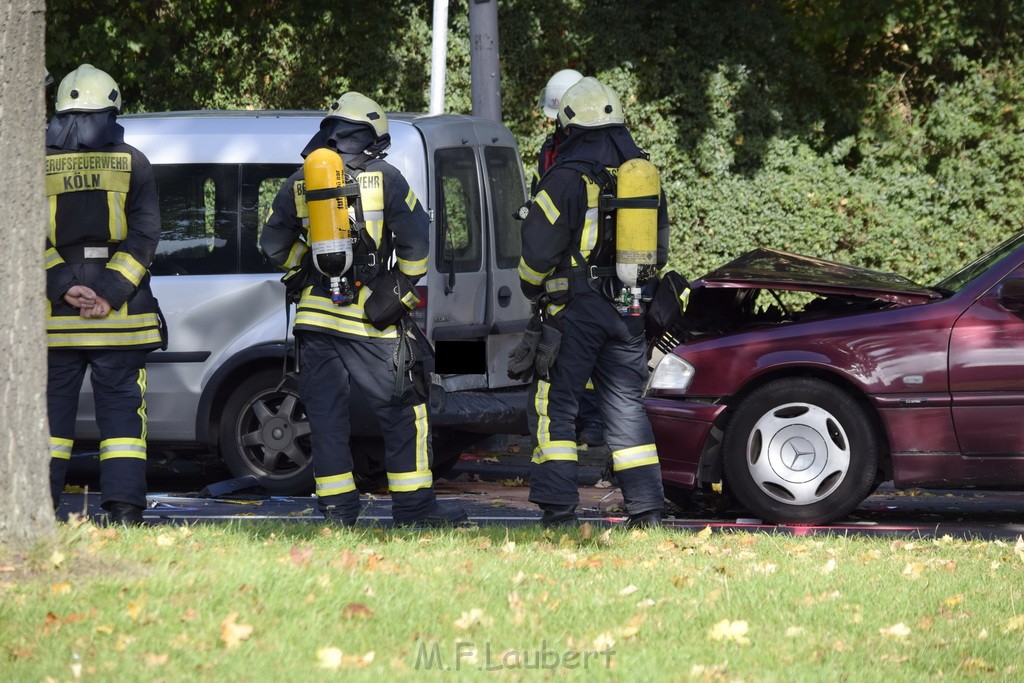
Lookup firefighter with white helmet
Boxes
[45,64,163,525]
[260,92,468,527]
[515,77,670,528]
[530,68,584,195]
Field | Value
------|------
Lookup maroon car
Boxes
[645,233,1024,524]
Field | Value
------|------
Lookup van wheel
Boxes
[219,370,314,495]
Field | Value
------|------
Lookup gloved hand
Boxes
[507,314,543,381]
[534,317,562,380]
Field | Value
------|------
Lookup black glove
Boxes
[534,316,562,380]
[507,313,543,381]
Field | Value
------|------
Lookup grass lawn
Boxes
[2,520,1023,681]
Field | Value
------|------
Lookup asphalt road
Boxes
[59,446,1024,540]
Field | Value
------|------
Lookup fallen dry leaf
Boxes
[454,608,486,631]
[143,652,169,667]
[879,623,912,639]
[220,612,254,648]
[342,603,373,620]
[1003,615,1024,634]
[318,647,344,669]
[290,546,314,565]
[619,585,639,597]
[51,582,72,595]
[708,619,750,645]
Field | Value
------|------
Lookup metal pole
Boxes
[469,0,502,121]
[429,0,449,115]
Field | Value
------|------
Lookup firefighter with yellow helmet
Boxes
[45,64,164,525]
[260,92,467,527]
[515,77,670,527]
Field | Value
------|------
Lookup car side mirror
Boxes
[998,277,1024,315]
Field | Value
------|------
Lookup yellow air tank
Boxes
[614,157,660,316]
[304,148,355,304]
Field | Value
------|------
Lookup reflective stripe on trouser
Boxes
[47,348,149,509]
[527,291,663,514]
[297,332,435,523]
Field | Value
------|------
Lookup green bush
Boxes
[47,0,1024,282]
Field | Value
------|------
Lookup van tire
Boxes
[219,370,314,495]
[218,371,470,496]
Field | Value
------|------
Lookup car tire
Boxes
[722,378,878,525]
[219,369,314,495]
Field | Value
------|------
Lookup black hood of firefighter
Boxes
[555,125,644,168]
[45,110,125,150]
[301,119,390,166]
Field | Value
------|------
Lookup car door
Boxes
[949,263,1024,456]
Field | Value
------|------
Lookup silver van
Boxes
[74,111,532,493]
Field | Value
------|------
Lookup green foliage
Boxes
[46,0,1024,283]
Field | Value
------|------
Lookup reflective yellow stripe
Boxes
[414,403,429,472]
[47,329,163,348]
[545,302,565,317]
[401,290,420,308]
[398,255,428,277]
[533,190,560,224]
[136,369,148,441]
[316,472,357,496]
[45,247,64,270]
[532,440,578,465]
[388,470,433,492]
[50,437,74,460]
[518,257,550,286]
[48,195,58,244]
[612,444,659,471]
[532,380,553,446]
[579,207,599,259]
[106,251,147,286]
[284,240,308,270]
[108,190,127,241]
[366,218,385,246]
[543,277,569,295]
[585,378,595,390]
[47,311,160,330]
[295,294,398,338]
[99,437,147,461]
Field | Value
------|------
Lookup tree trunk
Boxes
[0,0,56,546]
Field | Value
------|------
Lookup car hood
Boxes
[692,248,940,305]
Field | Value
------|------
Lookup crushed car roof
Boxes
[692,248,941,305]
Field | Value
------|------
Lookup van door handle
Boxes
[498,285,512,307]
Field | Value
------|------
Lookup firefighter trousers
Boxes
[528,291,664,515]
[48,348,150,510]
[297,331,435,523]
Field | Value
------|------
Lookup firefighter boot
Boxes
[540,503,579,527]
[625,509,662,529]
[397,501,471,529]
[319,491,362,527]
[107,502,145,526]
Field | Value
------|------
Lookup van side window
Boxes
[151,164,238,275]
[435,147,482,273]
[241,164,298,273]
[485,147,526,270]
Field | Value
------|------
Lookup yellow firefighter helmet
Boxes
[55,64,122,113]
[557,77,624,129]
[325,92,388,139]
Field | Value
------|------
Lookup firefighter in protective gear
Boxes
[530,68,583,196]
[518,77,670,528]
[530,69,606,447]
[260,92,468,527]
[45,64,163,526]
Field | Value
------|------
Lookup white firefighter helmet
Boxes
[325,91,388,139]
[539,68,584,119]
[55,64,122,113]
[557,77,625,129]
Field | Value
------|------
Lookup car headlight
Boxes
[646,353,695,395]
